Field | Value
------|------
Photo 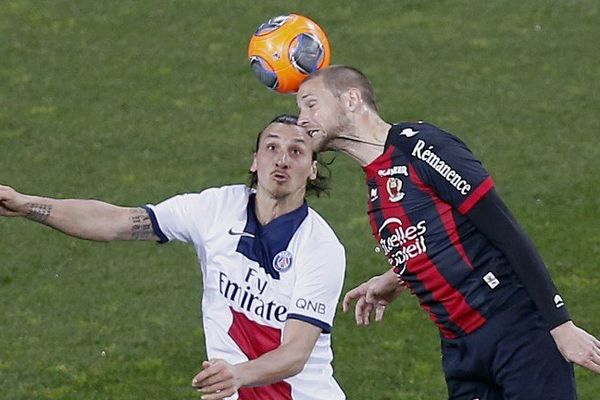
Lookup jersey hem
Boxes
[141,205,169,243]
[287,313,332,333]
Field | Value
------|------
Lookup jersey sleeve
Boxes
[467,188,571,329]
[287,242,346,333]
[402,124,494,214]
[143,190,214,244]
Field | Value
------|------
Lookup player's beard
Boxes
[315,108,353,152]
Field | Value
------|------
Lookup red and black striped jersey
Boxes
[364,122,525,339]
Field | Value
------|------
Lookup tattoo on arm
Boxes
[129,208,156,240]
[26,203,53,223]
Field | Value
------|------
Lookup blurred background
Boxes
[1,1,598,398]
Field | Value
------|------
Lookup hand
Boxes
[0,185,30,217]
[342,270,405,326]
[550,321,600,373]
[192,359,243,399]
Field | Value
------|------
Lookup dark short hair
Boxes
[304,65,378,112]
[248,114,330,197]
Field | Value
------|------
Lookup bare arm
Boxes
[191,320,321,399]
[0,184,158,242]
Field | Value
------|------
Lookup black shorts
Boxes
[441,293,576,400]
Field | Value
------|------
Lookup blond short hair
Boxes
[304,65,378,112]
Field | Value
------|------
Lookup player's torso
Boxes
[197,196,301,336]
[364,123,521,338]
[196,192,343,399]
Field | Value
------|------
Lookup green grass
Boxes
[1,0,599,399]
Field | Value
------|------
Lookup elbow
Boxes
[286,352,310,378]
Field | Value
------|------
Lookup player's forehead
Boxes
[260,122,310,144]
[297,76,329,103]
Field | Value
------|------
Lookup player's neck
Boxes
[332,115,391,166]
[254,188,305,225]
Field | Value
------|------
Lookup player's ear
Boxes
[309,160,318,180]
[250,153,258,172]
[342,88,362,112]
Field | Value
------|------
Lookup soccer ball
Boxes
[248,14,331,94]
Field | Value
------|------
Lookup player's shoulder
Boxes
[388,121,468,151]
[305,207,340,239]
[300,207,345,253]
[190,184,251,203]
[169,184,251,215]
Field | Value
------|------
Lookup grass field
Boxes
[1,1,599,399]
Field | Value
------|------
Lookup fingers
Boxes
[192,361,223,388]
[575,333,600,374]
[197,383,236,400]
[374,304,386,322]
[342,283,367,313]
[354,296,373,326]
[555,326,600,374]
[192,359,241,399]
[0,186,24,217]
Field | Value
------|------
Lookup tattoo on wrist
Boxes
[130,208,154,240]
[26,203,53,222]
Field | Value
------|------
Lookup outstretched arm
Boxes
[191,320,321,399]
[0,184,158,242]
[468,188,600,373]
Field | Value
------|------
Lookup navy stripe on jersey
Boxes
[236,194,308,280]
[142,205,169,243]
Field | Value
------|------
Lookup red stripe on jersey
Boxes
[408,164,474,271]
[365,147,455,338]
[407,164,487,334]
[458,176,494,214]
[228,308,292,400]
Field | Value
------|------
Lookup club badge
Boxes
[386,177,405,202]
[273,250,293,273]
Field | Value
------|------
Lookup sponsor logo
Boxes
[483,272,500,289]
[378,165,409,177]
[411,139,472,196]
[370,187,379,202]
[219,268,287,323]
[399,128,420,138]
[554,294,565,308]
[378,217,427,274]
[386,177,405,202]
[228,228,255,238]
[295,298,326,315]
[272,250,293,273]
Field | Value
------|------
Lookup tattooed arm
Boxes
[0,184,158,242]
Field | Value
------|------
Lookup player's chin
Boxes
[310,134,328,153]
[268,184,290,198]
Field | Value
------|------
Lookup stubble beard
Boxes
[316,111,353,152]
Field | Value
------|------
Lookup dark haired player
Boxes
[296,65,600,399]
[0,115,346,400]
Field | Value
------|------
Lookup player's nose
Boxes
[275,151,290,169]
[297,113,309,128]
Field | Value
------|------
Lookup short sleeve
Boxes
[287,242,346,333]
[404,125,494,214]
[144,192,209,244]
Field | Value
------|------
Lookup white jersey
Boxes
[145,185,346,400]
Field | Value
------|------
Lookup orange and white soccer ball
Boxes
[248,14,331,94]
